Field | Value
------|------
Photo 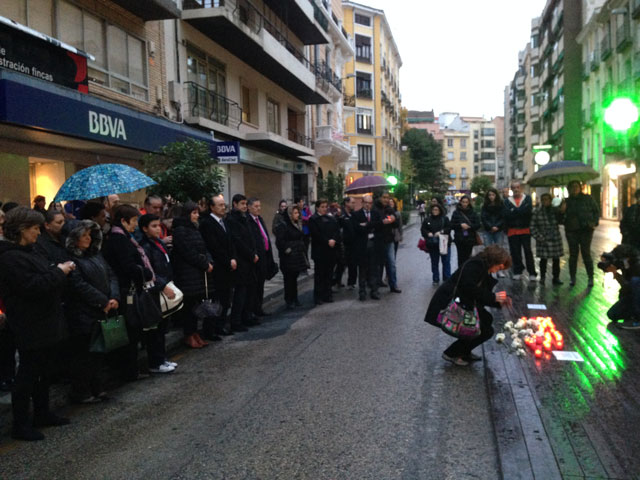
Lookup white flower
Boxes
[495,333,506,343]
[511,339,523,349]
[515,319,527,329]
[516,348,526,357]
[504,321,514,329]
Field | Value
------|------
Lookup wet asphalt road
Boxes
[0,224,499,480]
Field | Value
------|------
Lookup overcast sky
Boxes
[359,0,549,119]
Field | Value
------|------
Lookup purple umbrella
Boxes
[344,175,391,194]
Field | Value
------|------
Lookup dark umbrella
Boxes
[527,160,599,187]
[344,175,391,194]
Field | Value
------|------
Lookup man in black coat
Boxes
[374,192,401,293]
[352,195,383,301]
[309,199,341,305]
[226,194,258,330]
[247,197,276,317]
[200,194,237,335]
[335,196,357,289]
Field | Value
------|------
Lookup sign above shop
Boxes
[215,141,240,164]
[0,16,90,92]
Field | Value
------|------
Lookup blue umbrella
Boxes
[527,160,598,187]
[54,163,157,201]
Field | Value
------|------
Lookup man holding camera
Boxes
[601,244,640,330]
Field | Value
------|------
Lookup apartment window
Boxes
[481,128,495,136]
[267,99,280,134]
[461,167,467,177]
[460,138,467,148]
[461,180,467,189]
[460,152,467,161]
[531,33,539,48]
[481,152,496,160]
[447,139,454,147]
[354,13,371,26]
[482,139,496,148]
[358,145,374,170]
[356,108,373,134]
[447,152,454,161]
[356,72,372,98]
[355,35,372,62]
[241,85,255,124]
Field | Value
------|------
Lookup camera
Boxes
[597,251,625,272]
[597,245,639,272]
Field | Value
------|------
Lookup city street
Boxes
[0,222,499,480]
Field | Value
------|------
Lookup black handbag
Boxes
[192,272,223,320]
[125,283,163,330]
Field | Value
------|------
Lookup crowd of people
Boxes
[0,189,405,442]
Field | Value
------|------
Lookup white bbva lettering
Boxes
[88,110,127,140]
[218,145,236,154]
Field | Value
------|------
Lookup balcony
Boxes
[531,76,540,88]
[287,128,314,149]
[315,125,352,162]
[530,105,540,117]
[460,173,469,179]
[530,133,540,144]
[516,75,525,88]
[617,22,632,52]
[634,0,640,18]
[601,34,612,61]
[258,0,329,44]
[582,62,590,80]
[450,173,457,179]
[356,88,373,100]
[516,98,525,109]
[517,123,525,133]
[356,125,373,135]
[182,0,331,104]
[590,51,599,71]
[111,0,180,20]
[183,81,242,131]
[245,127,315,158]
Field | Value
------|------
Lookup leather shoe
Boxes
[33,413,70,428]
[193,333,209,346]
[370,293,380,300]
[184,334,202,349]
[231,324,248,332]
[256,310,271,317]
[390,287,402,293]
[359,294,366,301]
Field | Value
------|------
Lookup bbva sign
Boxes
[88,110,127,140]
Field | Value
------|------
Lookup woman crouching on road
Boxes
[424,244,512,366]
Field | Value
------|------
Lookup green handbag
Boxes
[89,315,130,353]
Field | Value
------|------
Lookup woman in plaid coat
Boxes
[531,193,564,285]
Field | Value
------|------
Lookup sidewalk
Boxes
[483,222,640,479]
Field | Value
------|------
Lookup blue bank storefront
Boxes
[0,69,218,206]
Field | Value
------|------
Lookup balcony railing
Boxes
[601,34,612,61]
[287,128,314,149]
[617,22,631,52]
[356,88,372,99]
[343,94,356,107]
[314,61,342,93]
[590,51,600,71]
[356,125,373,135]
[358,163,374,171]
[184,81,242,129]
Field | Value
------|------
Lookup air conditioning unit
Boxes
[168,80,182,104]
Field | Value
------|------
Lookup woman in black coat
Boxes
[421,203,451,285]
[480,188,506,246]
[102,204,154,382]
[65,220,119,403]
[0,207,75,441]
[275,206,309,308]
[424,245,512,366]
[170,202,215,348]
[450,195,481,267]
[139,214,178,373]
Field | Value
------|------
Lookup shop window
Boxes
[267,99,280,134]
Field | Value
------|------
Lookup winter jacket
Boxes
[140,235,173,293]
[530,206,564,259]
[275,213,309,274]
[374,200,397,244]
[424,256,501,327]
[249,214,276,278]
[34,230,69,265]
[481,204,505,232]
[421,213,451,251]
[561,193,600,232]
[226,209,258,286]
[65,221,120,335]
[0,240,67,350]
[200,213,236,289]
[309,213,341,261]
[450,205,481,246]
[170,217,214,298]
[271,210,287,236]
[621,203,640,247]
[504,194,533,230]
[340,211,356,248]
[351,208,384,262]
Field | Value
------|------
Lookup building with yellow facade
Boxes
[341,1,403,187]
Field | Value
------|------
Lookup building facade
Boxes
[342,1,403,187]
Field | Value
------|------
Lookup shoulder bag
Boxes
[193,272,223,320]
[460,211,483,246]
[125,282,163,330]
[436,262,481,338]
[89,314,130,353]
[159,280,184,318]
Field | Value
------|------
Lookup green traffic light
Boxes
[604,97,639,132]
[387,175,398,186]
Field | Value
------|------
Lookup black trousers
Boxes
[358,240,379,296]
[254,270,266,315]
[455,242,474,268]
[443,308,494,357]
[144,319,167,369]
[565,229,594,279]
[283,270,300,305]
[334,246,357,286]
[182,295,201,337]
[0,327,16,382]
[69,333,105,399]
[230,283,254,326]
[539,257,560,279]
[314,255,335,302]
[508,234,536,275]
[12,347,55,428]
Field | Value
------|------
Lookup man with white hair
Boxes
[351,194,383,301]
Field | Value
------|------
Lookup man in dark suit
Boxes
[352,194,383,301]
[247,197,276,317]
[200,194,237,337]
[226,194,259,330]
[336,196,357,289]
[309,199,341,305]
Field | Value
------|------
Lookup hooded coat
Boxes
[0,240,67,350]
[275,212,309,274]
[65,220,120,335]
